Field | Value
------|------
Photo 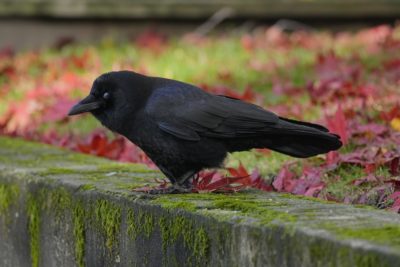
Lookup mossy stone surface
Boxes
[1,136,400,267]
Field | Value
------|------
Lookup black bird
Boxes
[68,71,342,193]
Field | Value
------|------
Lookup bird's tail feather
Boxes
[263,117,342,158]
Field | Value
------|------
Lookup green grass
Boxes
[1,28,399,209]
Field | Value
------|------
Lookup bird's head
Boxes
[68,71,152,133]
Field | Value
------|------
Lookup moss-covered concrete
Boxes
[1,136,400,267]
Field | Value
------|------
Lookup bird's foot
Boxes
[148,184,193,194]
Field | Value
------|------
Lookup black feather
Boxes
[69,70,342,188]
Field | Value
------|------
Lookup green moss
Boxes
[334,225,400,248]
[352,253,385,267]
[0,183,19,215]
[40,167,150,179]
[25,187,72,267]
[154,192,257,205]
[0,137,155,191]
[46,188,72,221]
[158,215,210,264]
[73,201,85,267]
[0,136,108,166]
[152,193,298,228]
[79,184,96,191]
[36,167,155,193]
[212,198,296,225]
[192,227,209,261]
[279,193,333,204]
[38,162,154,176]
[96,163,154,174]
[213,199,259,212]
[140,212,155,238]
[151,198,197,212]
[0,136,53,151]
[308,241,334,267]
[93,199,121,250]
[127,210,155,239]
[27,194,40,267]
[127,209,139,240]
[308,239,383,267]
[159,216,185,249]
[24,187,89,267]
[41,168,81,175]
[158,217,170,251]
[215,225,232,255]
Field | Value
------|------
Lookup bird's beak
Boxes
[68,94,103,116]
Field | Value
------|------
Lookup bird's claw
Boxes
[148,184,192,194]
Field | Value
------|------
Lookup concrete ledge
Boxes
[0,136,400,267]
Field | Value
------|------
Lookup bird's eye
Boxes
[103,92,110,100]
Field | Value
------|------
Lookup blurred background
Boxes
[1,0,400,49]
[1,0,400,209]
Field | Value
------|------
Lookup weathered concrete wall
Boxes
[0,0,400,19]
[1,136,400,267]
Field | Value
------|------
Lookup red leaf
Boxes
[237,163,249,177]
[304,183,325,197]
[75,133,125,160]
[326,104,348,145]
[390,157,400,175]
[206,176,248,191]
[41,98,77,123]
[364,163,377,174]
[226,167,240,177]
[250,169,274,191]
[388,191,400,200]
[273,164,295,192]
[326,151,340,166]
[197,172,215,188]
[192,172,248,193]
[380,105,400,122]
[227,163,249,177]
[351,123,387,139]
[241,86,260,102]
[132,179,169,193]
[390,198,400,213]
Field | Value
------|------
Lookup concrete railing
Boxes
[0,0,400,19]
[1,136,400,267]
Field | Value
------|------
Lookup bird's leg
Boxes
[148,183,192,194]
[148,171,196,194]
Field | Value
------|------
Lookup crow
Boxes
[68,71,342,193]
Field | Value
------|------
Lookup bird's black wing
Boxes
[153,94,279,141]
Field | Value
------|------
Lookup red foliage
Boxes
[272,164,295,192]
[131,179,169,193]
[73,132,156,166]
[380,105,400,122]
[326,104,349,145]
[3,25,400,212]
[76,133,125,160]
[41,98,77,123]
[190,163,273,193]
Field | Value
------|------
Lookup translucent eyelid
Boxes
[103,92,110,100]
